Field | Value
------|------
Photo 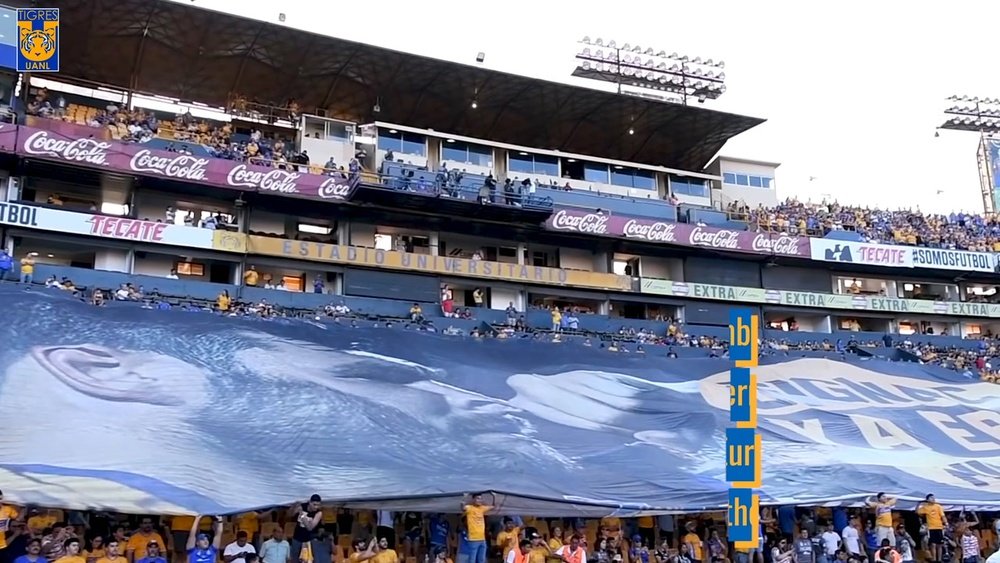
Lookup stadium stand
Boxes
[4,1,1000,556]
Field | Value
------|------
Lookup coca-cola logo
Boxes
[622,219,677,242]
[549,209,609,235]
[317,177,353,200]
[129,149,209,181]
[23,130,111,166]
[226,164,301,193]
[751,233,802,256]
[688,227,740,249]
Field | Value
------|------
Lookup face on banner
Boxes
[3,290,1000,512]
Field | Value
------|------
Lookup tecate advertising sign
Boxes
[0,201,217,249]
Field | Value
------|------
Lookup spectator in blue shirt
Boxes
[427,515,450,555]
[0,250,12,281]
[186,516,223,563]
[14,538,48,563]
[137,541,166,563]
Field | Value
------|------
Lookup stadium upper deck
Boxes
[5,0,1000,373]
[16,0,763,172]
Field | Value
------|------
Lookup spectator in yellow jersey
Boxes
[370,538,397,563]
[218,290,232,312]
[126,519,165,563]
[243,266,259,287]
[528,533,551,563]
[682,523,702,563]
[96,540,127,563]
[0,490,19,554]
[866,493,896,545]
[84,537,106,563]
[26,509,57,536]
[917,494,946,563]
[461,492,495,563]
[548,528,564,551]
[348,539,376,563]
[54,539,85,563]
[18,253,35,285]
[496,518,521,563]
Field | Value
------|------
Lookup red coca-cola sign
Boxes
[544,207,811,257]
[623,219,677,243]
[688,227,740,249]
[549,209,610,235]
[13,124,361,202]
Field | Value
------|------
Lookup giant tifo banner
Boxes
[810,238,998,273]
[545,207,811,257]
[0,201,226,250]
[13,125,358,202]
[0,287,997,514]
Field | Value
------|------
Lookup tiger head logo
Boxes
[19,27,56,62]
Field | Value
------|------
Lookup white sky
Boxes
[176,0,1000,214]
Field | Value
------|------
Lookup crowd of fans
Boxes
[0,492,997,563]
[24,88,366,179]
[734,199,1000,251]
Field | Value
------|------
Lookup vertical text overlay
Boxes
[728,308,761,550]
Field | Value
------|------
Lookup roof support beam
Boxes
[281,37,317,104]
[228,23,266,101]
[559,97,613,147]
[485,84,532,139]
[319,49,362,110]
[126,4,158,100]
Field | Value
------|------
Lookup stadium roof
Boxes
[30,0,765,171]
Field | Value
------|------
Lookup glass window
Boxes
[377,130,402,152]
[325,122,349,141]
[585,162,609,183]
[441,143,466,162]
[468,144,493,168]
[401,132,426,156]
[509,153,534,174]
[749,176,763,188]
[673,178,709,198]
[723,172,736,185]
[534,154,559,176]
[736,174,749,186]
[633,169,655,190]
[762,177,773,189]
[610,168,631,188]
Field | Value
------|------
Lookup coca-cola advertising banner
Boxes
[11,125,358,202]
[545,207,811,257]
[0,124,18,153]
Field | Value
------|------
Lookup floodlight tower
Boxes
[572,37,727,105]
[940,95,1000,214]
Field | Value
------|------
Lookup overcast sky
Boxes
[178,0,1000,214]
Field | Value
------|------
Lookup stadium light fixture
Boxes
[940,94,1000,215]
[572,39,728,105]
